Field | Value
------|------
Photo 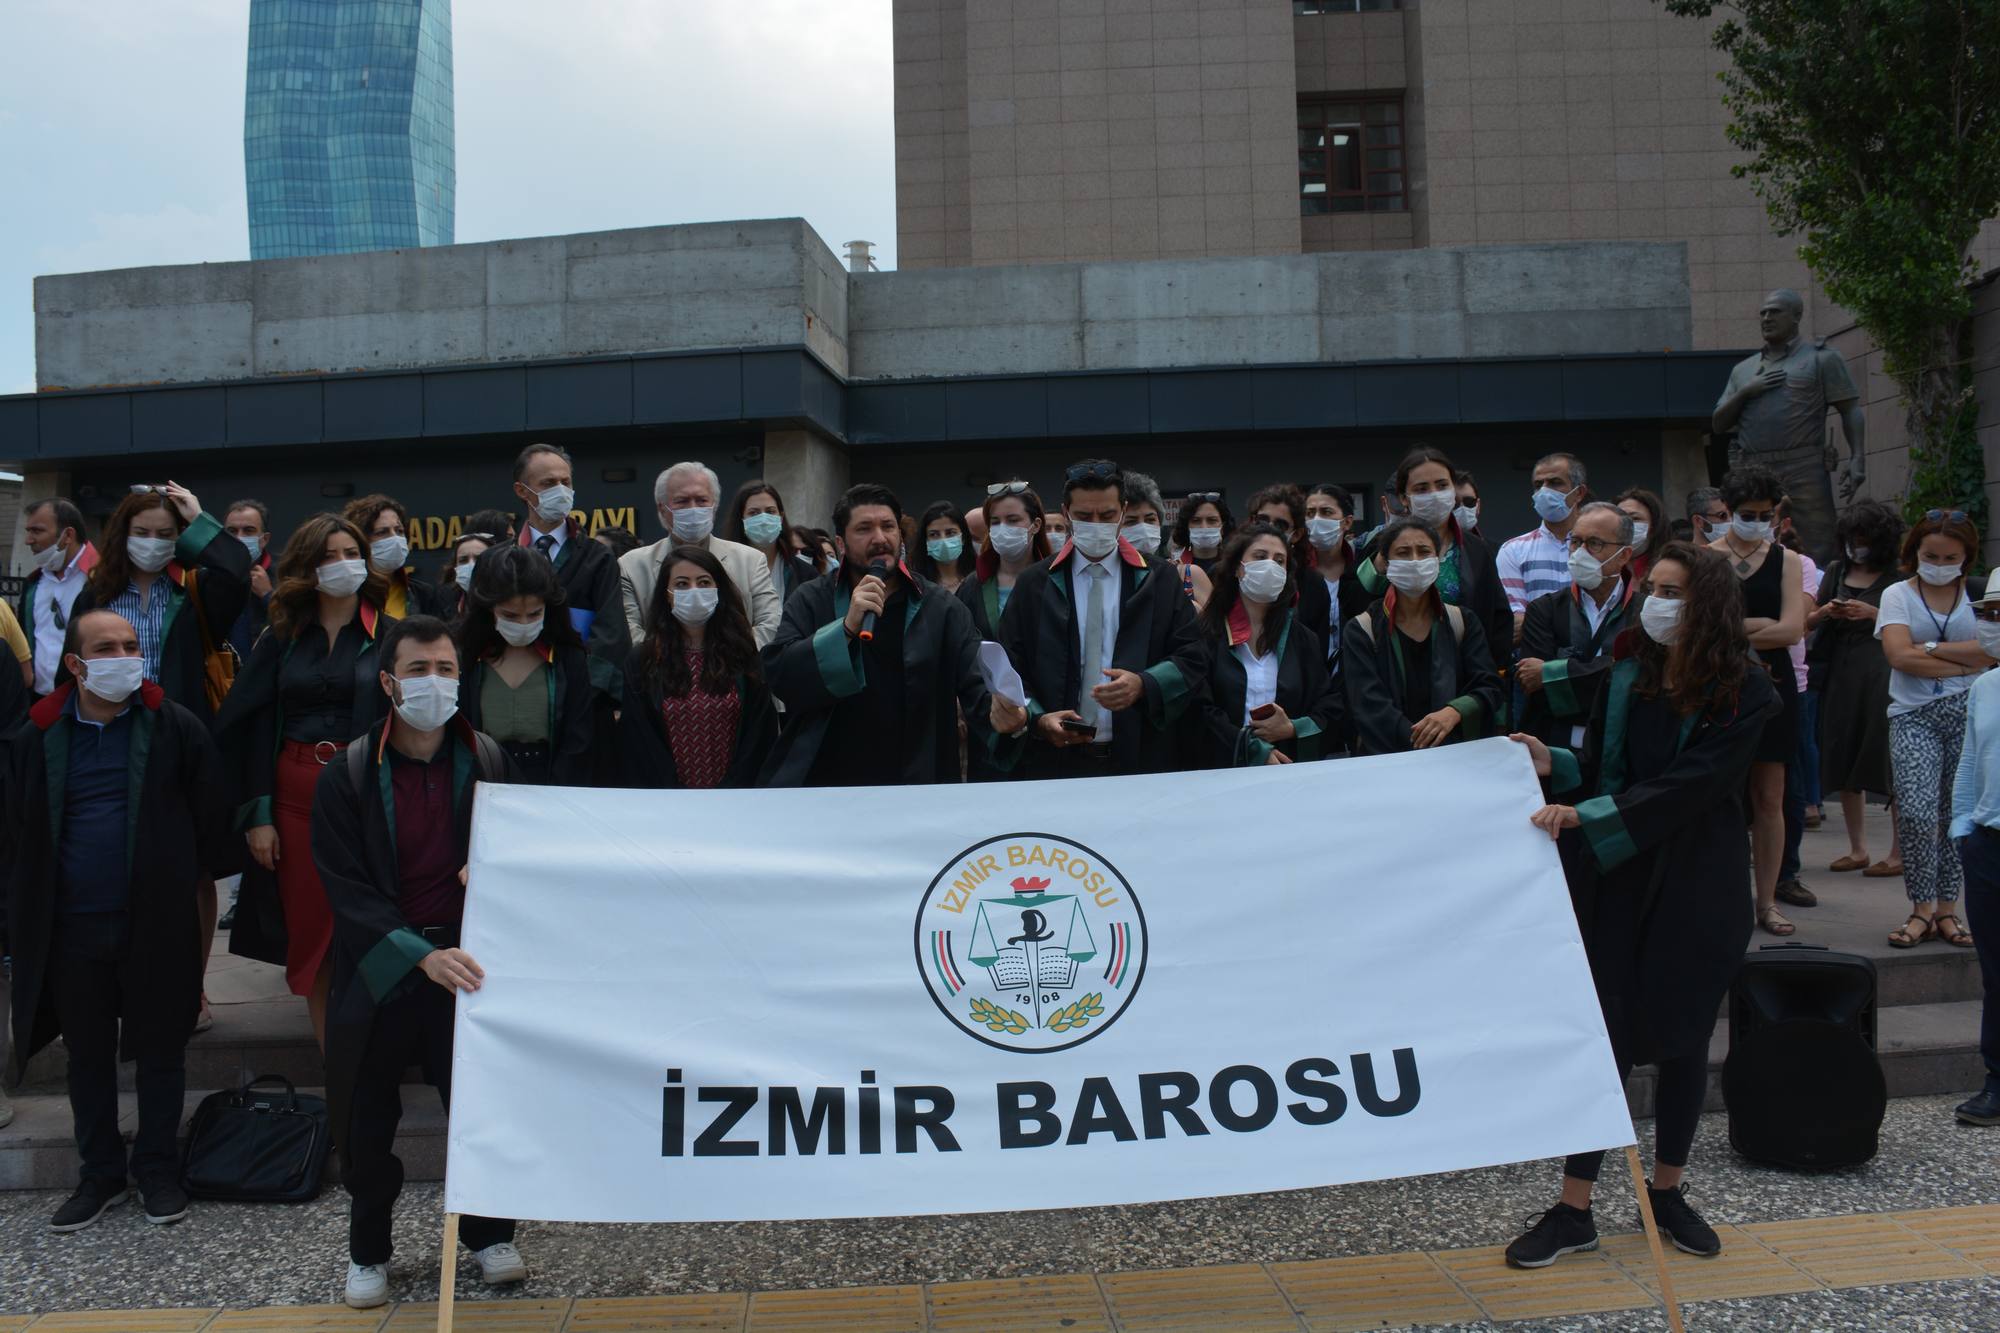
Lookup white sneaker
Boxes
[344,1261,389,1309]
[472,1241,528,1285]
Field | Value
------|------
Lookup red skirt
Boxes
[274,740,341,995]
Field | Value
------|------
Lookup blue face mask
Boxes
[743,513,785,546]
[926,535,964,564]
[1532,486,1574,524]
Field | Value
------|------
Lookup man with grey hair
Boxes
[1516,501,1645,752]
[1498,451,1591,640]
[1714,289,1864,564]
[618,461,780,646]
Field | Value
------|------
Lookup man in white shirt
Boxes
[18,498,97,698]
[1498,452,1592,639]
[617,461,780,647]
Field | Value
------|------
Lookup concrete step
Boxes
[0,1086,444,1192]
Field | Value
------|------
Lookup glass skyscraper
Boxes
[244,0,456,260]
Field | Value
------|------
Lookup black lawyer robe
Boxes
[458,641,597,785]
[1193,606,1340,767]
[995,539,1207,779]
[617,659,778,789]
[1517,575,1645,750]
[1340,592,1504,756]
[213,605,389,968]
[1353,519,1512,671]
[6,684,229,1082]
[310,717,511,1155]
[760,565,1002,786]
[516,520,631,703]
[73,512,252,727]
[1546,643,1780,1064]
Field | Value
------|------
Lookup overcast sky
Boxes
[0,0,897,393]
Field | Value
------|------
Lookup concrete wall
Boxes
[35,219,850,390]
[894,0,973,267]
[1295,6,1418,256]
[848,241,1690,379]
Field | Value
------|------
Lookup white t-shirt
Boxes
[1876,579,1978,717]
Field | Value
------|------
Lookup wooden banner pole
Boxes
[1624,1147,1686,1333]
[437,1211,461,1333]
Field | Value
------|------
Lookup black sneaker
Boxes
[51,1180,129,1232]
[140,1177,190,1225]
[1648,1182,1721,1256]
[217,905,236,931]
[1774,878,1818,907]
[1505,1202,1598,1268]
[1956,1087,2000,1126]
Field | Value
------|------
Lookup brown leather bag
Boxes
[182,569,239,711]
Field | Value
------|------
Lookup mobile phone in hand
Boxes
[1250,703,1278,721]
[1059,716,1097,735]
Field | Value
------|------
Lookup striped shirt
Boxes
[1497,524,1571,614]
[109,578,173,681]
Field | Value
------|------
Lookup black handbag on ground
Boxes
[181,1074,331,1202]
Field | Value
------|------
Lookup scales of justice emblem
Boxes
[918,834,1147,1053]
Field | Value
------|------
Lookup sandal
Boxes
[1935,914,1975,948]
[1864,859,1905,878]
[1888,914,1934,948]
[1757,906,1795,937]
[1829,853,1870,872]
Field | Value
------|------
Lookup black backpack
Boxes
[1723,944,1887,1170]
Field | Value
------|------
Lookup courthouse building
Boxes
[6,0,1994,568]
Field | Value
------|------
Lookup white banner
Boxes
[445,738,1633,1223]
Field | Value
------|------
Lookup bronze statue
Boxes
[1712,289,1865,565]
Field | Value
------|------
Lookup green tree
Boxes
[1662,0,2000,529]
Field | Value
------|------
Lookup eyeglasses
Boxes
[986,480,1030,496]
[1184,491,1223,503]
[1927,509,1970,523]
[1065,461,1119,483]
[1566,535,1627,558]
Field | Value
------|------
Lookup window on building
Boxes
[1298,98,1404,214]
[1293,0,1401,13]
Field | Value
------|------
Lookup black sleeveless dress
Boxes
[1740,547,1799,762]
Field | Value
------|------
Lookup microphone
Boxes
[857,559,889,642]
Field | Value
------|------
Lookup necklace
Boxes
[1724,535,1762,576]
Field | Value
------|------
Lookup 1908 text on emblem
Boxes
[916,833,1148,1053]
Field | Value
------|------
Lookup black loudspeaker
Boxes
[1723,943,1888,1169]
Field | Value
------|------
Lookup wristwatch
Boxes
[1924,640,1941,656]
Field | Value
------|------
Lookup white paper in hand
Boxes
[977,641,1026,708]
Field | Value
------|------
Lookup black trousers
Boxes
[53,913,187,1191]
[1563,1050,1708,1184]
[340,979,513,1265]
[1955,826,2000,1090]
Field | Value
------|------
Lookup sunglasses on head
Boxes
[986,480,1030,496]
[1184,491,1223,503]
[129,483,170,496]
[1927,509,1970,523]
[1065,461,1119,483]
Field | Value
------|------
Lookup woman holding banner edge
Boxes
[1505,540,1778,1268]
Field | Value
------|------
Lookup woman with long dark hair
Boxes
[1355,446,1512,656]
[1296,482,1373,698]
[1809,500,1904,875]
[618,545,776,788]
[1614,486,1668,583]
[910,500,976,595]
[342,493,442,619]
[215,512,387,1050]
[1172,492,1234,574]
[1193,524,1340,766]
[1341,516,1504,755]
[442,529,498,620]
[1505,540,1779,1267]
[957,482,1051,640]
[726,479,820,608]
[455,544,594,785]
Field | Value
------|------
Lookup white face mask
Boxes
[1918,562,1964,587]
[1188,526,1224,553]
[988,523,1033,561]
[1641,597,1685,644]
[1408,490,1455,526]
[670,506,714,543]
[1304,517,1344,550]
[1628,520,1650,549]
[1071,519,1119,560]
[126,535,175,573]
[1730,516,1773,544]
[454,562,476,592]
[1979,619,2000,660]
[369,535,410,572]
[79,655,144,704]
[35,539,71,574]
[1238,558,1288,604]
[1123,522,1161,553]
[1386,556,1440,595]
[742,512,785,547]
[1567,543,1624,592]
[317,558,368,597]
[1453,504,1480,533]
[391,674,459,730]
[531,483,575,523]
[495,616,544,648]
[1532,486,1574,524]
[672,586,720,626]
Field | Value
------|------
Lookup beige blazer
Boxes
[619,534,781,648]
